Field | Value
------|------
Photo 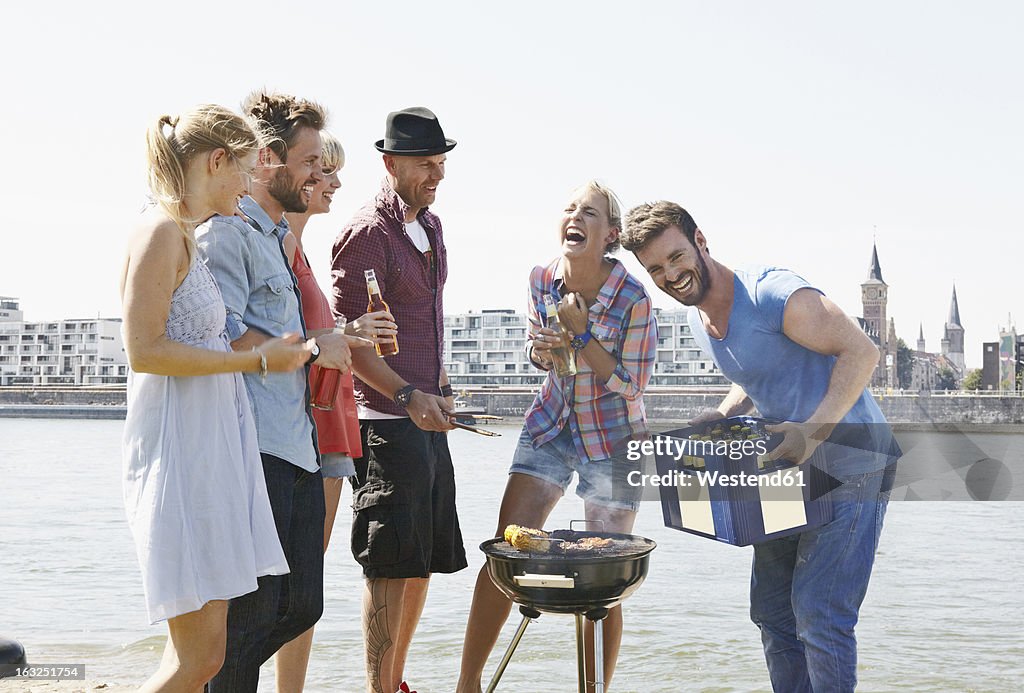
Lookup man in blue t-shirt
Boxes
[621,200,898,693]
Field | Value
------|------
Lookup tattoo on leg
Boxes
[365,579,394,693]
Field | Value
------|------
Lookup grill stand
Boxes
[485,605,609,693]
[485,606,540,693]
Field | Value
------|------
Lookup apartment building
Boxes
[444,309,538,387]
[0,297,128,386]
[442,307,726,388]
[649,309,728,387]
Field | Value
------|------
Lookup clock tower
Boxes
[861,242,889,387]
[861,242,887,340]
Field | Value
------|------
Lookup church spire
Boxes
[947,285,962,327]
[867,241,885,283]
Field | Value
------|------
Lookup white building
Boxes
[649,309,727,386]
[0,297,128,386]
[442,307,726,388]
[0,296,23,322]
[444,310,538,387]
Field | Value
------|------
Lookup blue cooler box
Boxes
[653,416,834,546]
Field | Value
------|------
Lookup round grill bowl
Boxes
[481,531,656,615]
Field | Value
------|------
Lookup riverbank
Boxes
[0,388,125,419]
[0,404,125,420]
[4,386,1024,426]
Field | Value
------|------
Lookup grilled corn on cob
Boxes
[503,524,552,552]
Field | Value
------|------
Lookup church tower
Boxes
[917,323,926,352]
[942,284,965,377]
[861,242,889,386]
[861,243,888,341]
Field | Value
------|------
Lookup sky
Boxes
[2,1,1021,369]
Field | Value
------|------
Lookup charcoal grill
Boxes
[480,525,656,693]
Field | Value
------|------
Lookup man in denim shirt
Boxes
[197,91,351,692]
[622,201,899,693]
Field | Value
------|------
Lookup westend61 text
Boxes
[626,437,770,462]
[627,469,806,488]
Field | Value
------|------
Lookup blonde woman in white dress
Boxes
[121,105,313,692]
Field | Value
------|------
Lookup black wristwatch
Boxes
[307,341,321,364]
[394,384,417,408]
[570,327,592,351]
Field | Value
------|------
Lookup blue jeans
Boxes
[749,466,893,692]
[207,454,325,692]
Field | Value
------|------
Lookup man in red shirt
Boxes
[330,107,465,693]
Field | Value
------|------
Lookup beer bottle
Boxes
[541,294,576,378]
[365,269,398,357]
[310,315,346,410]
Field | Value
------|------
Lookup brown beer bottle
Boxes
[365,269,398,357]
[310,315,346,410]
[541,294,576,377]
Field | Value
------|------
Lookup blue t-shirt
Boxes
[688,266,894,474]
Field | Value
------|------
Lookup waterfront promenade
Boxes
[4,386,1022,427]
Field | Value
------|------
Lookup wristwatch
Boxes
[570,328,592,351]
[308,341,320,364]
[394,384,417,408]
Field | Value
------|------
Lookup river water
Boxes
[0,418,1021,692]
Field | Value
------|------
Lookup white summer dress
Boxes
[122,258,288,623]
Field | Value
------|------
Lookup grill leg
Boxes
[575,612,587,693]
[593,617,605,693]
[485,606,541,693]
[585,607,609,693]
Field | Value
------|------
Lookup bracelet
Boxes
[440,384,454,398]
[253,347,267,381]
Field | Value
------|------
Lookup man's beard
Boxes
[674,251,712,306]
[268,166,308,213]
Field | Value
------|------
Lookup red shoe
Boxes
[398,682,417,693]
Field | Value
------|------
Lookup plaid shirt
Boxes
[330,179,447,416]
[524,258,657,461]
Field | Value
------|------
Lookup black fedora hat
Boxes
[375,106,457,156]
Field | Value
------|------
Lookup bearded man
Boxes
[197,91,350,692]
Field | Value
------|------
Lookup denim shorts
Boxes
[509,425,641,512]
[320,453,355,479]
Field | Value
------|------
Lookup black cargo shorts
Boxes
[351,418,468,579]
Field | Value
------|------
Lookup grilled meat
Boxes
[561,537,614,553]
[504,525,620,554]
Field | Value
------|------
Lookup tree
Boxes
[962,368,983,391]
[896,338,913,390]
[935,366,957,392]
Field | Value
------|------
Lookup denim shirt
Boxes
[195,196,318,472]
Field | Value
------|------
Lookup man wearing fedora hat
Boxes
[331,106,466,693]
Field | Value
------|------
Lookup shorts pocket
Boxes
[351,480,413,567]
